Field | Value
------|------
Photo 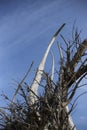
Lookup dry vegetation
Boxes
[0,24,87,130]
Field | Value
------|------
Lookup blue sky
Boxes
[0,0,87,129]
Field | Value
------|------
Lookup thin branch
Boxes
[68,72,87,101]
[70,40,87,68]
[50,51,55,81]
[12,61,34,102]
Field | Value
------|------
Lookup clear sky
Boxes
[0,0,87,129]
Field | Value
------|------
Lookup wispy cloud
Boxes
[80,116,85,121]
